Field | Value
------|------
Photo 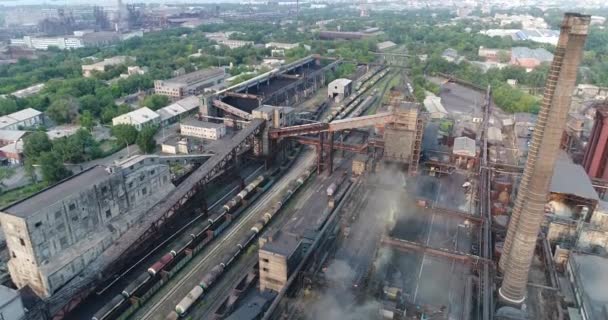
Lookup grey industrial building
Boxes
[0,156,175,298]
[154,68,226,100]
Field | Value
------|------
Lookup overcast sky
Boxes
[0,0,242,7]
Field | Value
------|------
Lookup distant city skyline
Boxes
[0,0,238,6]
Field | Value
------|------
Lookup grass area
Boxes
[99,139,126,158]
[0,167,15,181]
[365,72,400,115]
[0,182,47,207]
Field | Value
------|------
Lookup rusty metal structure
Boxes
[498,13,590,305]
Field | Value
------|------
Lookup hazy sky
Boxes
[0,0,238,6]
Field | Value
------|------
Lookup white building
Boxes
[10,35,84,50]
[0,108,43,130]
[328,78,353,103]
[265,42,299,50]
[180,119,226,140]
[112,107,160,131]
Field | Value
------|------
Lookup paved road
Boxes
[135,150,315,320]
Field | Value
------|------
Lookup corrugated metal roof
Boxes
[511,47,554,62]
[550,151,599,201]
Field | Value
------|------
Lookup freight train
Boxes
[323,67,390,123]
[91,175,267,320]
[169,167,315,319]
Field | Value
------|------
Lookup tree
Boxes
[80,111,95,131]
[47,97,79,124]
[497,50,510,63]
[111,124,139,146]
[137,126,157,154]
[0,97,19,116]
[79,94,101,116]
[23,132,52,159]
[24,158,37,183]
[38,151,71,184]
[140,94,170,111]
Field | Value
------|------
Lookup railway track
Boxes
[137,152,315,320]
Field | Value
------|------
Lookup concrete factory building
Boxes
[180,119,226,140]
[154,68,226,100]
[583,102,608,180]
[112,107,160,131]
[252,105,296,129]
[0,108,43,130]
[328,78,352,103]
[0,158,175,298]
[82,56,134,77]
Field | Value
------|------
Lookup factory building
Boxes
[0,158,175,298]
[112,107,160,131]
[0,108,43,130]
[510,47,554,71]
[156,96,200,126]
[258,230,310,293]
[154,68,226,100]
[582,102,608,180]
[180,119,226,140]
[252,105,295,129]
[0,130,28,147]
[319,31,367,40]
[327,78,352,103]
[252,105,296,156]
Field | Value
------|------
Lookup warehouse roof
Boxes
[2,166,112,218]
[550,151,599,201]
[162,68,225,86]
[113,107,159,126]
[0,116,18,129]
[511,47,554,62]
[329,78,352,88]
[174,95,200,111]
[570,252,608,320]
[9,108,42,121]
[181,119,225,129]
[0,130,27,141]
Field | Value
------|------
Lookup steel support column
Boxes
[327,132,334,175]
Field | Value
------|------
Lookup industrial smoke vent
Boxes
[498,13,590,305]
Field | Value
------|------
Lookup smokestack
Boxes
[498,13,590,305]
